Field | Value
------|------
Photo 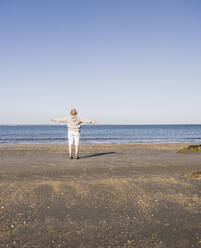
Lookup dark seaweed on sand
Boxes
[178,144,201,153]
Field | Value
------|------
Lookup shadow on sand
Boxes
[81,152,117,159]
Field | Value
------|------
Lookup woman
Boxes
[50,109,96,159]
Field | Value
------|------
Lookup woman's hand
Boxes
[92,120,97,124]
[50,118,55,122]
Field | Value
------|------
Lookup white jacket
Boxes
[54,115,92,133]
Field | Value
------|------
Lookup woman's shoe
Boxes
[69,155,73,159]
[75,155,80,159]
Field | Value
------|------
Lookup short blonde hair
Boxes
[70,109,77,116]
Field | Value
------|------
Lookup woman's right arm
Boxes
[79,117,97,124]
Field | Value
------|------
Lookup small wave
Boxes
[0,138,67,141]
[184,137,201,140]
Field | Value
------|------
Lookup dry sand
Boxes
[0,144,201,248]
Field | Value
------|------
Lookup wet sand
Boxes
[0,144,201,248]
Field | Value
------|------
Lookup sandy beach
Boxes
[0,144,200,248]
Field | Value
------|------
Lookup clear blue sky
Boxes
[1,0,201,124]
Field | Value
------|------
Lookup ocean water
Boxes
[0,125,201,144]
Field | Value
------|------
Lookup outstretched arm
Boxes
[91,120,97,124]
[50,118,68,123]
[80,118,97,124]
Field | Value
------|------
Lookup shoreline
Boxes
[0,143,194,149]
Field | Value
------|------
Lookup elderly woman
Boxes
[51,109,96,159]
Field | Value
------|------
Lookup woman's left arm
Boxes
[50,118,68,123]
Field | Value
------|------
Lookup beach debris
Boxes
[189,171,201,179]
[178,144,201,153]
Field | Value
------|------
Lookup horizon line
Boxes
[0,123,201,126]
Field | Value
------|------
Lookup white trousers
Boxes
[68,131,80,146]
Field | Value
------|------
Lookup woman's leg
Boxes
[75,145,79,157]
[74,133,80,158]
[69,144,72,157]
[68,132,73,158]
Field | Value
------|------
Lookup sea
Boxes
[0,125,201,144]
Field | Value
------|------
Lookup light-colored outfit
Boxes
[68,132,80,146]
[54,115,92,145]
